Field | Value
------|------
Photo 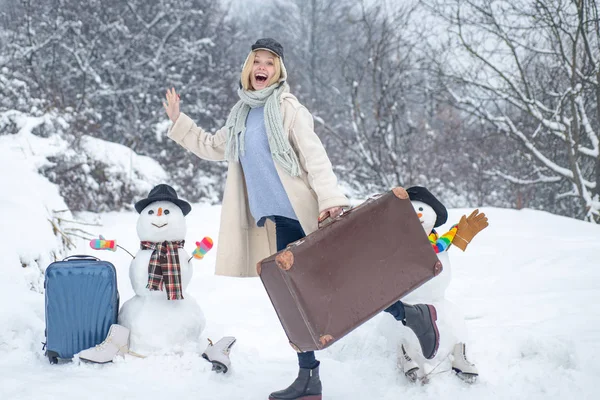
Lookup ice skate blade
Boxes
[404,367,419,383]
[211,360,228,373]
[202,353,229,374]
[453,369,478,384]
[79,356,114,364]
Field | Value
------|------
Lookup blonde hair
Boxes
[240,50,282,91]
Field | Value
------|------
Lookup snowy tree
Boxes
[239,0,443,196]
[236,0,354,137]
[426,0,600,222]
[331,1,435,194]
[1,0,242,205]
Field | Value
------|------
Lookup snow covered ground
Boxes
[1,200,599,399]
[1,118,599,400]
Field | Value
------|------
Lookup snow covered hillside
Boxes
[1,199,599,399]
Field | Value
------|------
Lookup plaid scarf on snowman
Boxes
[140,240,185,300]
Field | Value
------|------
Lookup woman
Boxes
[163,38,440,400]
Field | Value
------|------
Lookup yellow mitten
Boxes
[453,209,489,251]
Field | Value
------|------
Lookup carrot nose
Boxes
[157,207,163,216]
[417,212,423,218]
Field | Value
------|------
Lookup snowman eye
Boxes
[148,210,154,215]
[164,209,170,215]
[419,207,423,211]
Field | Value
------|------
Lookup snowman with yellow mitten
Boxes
[398,186,488,384]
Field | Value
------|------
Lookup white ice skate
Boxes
[78,324,131,363]
[398,343,419,383]
[451,342,478,383]
[202,336,237,373]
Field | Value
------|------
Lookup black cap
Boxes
[134,184,191,216]
[251,38,284,61]
[406,186,448,227]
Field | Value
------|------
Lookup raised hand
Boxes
[163,87,181,123]
[453,209,489,251]
[464,209,489,234]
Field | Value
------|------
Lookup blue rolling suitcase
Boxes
[44,255,119,364]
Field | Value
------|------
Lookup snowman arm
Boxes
[453,209,489,251]
[167,112,227,161]
[429,225,458,253]
[117,245,136,259]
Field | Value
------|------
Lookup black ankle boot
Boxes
[402,303,440,359]
[269,362,322,400]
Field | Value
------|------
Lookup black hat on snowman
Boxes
[406,186,447,228]
[134,184,191,216]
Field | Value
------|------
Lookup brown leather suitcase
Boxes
[257,187,442,352]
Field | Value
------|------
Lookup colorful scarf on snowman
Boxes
[429,225,458,253]
[140,240,185,300]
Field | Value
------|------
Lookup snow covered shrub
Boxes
[0,112,19,136]
[40,135,169,212]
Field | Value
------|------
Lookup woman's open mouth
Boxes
[255,73,268,83]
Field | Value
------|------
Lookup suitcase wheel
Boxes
[46,350,59,365]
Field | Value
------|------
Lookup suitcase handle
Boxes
[63,255,100,262]
[318,207,349,229]
[318,192,387,229]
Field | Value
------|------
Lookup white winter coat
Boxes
[168,93,349,277]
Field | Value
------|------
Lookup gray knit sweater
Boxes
[239,107,298,227]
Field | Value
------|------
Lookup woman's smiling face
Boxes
[250,50,277,90]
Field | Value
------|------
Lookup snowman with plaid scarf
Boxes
[81,185,235,370]
[398,186,488,384]
[117,184,206,354]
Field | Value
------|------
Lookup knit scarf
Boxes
[224,82,301,177]
[140,240,185,300]
[429,225,458,253]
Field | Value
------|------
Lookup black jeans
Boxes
[273,216,318,369]
[273,215,405,369]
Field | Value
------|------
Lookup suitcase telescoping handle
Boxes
[63,255,100,262]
